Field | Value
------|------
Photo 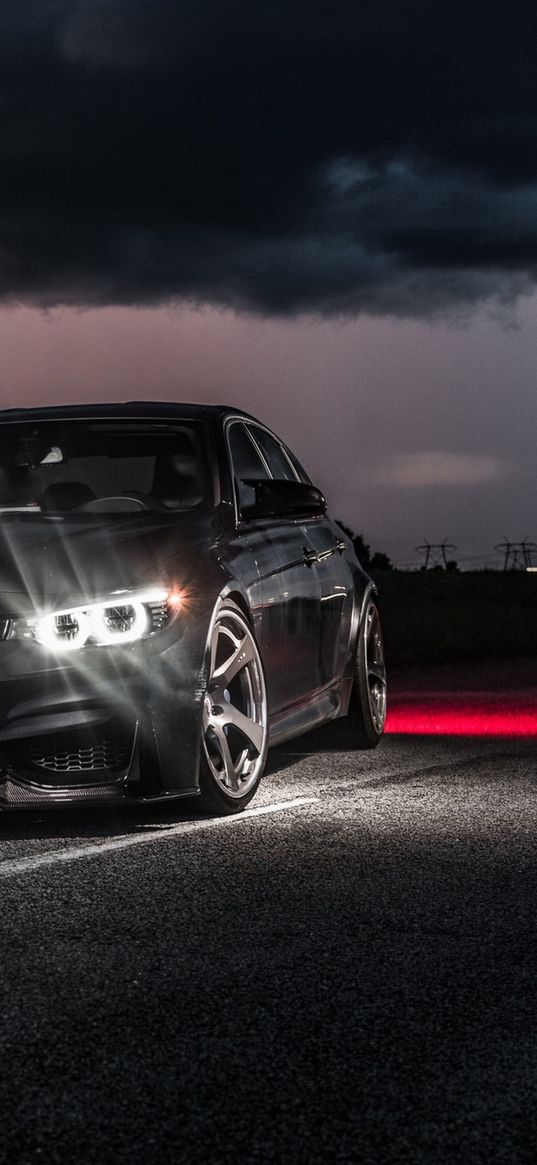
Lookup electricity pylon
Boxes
[415,540,457,569]
[494,538,537,570]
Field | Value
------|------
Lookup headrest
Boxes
[41,482,97,511]
[152,453,204,509]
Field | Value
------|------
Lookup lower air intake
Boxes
[13,719,136,785]
[28,732,132,773]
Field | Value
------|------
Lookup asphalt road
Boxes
[1,718,537,1163]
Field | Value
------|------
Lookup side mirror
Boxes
[242,479,327,520]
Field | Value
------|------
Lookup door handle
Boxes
[335,538,346,554]
[303,546,318,566]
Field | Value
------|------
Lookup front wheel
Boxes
[198,600,268,814]
[347,596,387,748]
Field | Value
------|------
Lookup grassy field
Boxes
[372,570,537,665]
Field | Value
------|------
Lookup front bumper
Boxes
[0,627,205,810]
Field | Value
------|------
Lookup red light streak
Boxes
[386,700,537,736]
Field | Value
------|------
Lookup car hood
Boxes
[0,510,222,614]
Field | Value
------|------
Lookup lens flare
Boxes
[167,588,187,611]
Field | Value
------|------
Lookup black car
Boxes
[0,402,386,814]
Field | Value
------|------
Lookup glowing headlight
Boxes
[18,587,170,652]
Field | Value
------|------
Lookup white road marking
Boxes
[0,796,319,878]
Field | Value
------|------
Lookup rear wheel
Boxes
[198,600,268,814]
[347,596,387,748]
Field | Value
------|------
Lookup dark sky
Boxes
[2,0,537,315]
[1,2,537,566]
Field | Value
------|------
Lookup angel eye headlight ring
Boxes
[89,600,149,645]
[18,587,171,652]
[37,609,91,651]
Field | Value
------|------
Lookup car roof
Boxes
[0,401,261,425]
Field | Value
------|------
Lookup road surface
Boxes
[1,660,537,1164]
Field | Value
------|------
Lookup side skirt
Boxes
[268,678,352,748]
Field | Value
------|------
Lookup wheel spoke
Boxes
[368,661,386,685]
[211,722,240,791]
[202,698,211,733]
[366,616,380,645]
[369,674,386,727]
[222,704,264,755]
[214,634,256,689]
[208,622,220,682]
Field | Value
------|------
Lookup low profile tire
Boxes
[347,596,387,748]
[198,600,269,814]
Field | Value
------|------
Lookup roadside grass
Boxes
[372,570,537,665]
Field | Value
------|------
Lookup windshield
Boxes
[0,420,210,515]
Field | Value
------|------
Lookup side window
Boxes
[227,422,270,512]
[285,448,312,485]
[248,427,299,481]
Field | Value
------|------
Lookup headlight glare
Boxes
[19,587,170,652]
[89,600,149,645]
[37,609,91,652]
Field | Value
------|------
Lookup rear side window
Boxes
[248,427,298,482]
[227,422,270,512]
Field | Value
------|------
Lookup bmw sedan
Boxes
[0,403,386,814]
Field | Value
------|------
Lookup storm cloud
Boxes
[2,1,537,316]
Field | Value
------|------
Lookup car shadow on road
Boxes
[0,796,208,843]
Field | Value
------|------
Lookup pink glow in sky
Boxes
[1,299,536,568]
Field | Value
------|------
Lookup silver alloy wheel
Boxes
[363,600,387,734]
[202,605,268,798]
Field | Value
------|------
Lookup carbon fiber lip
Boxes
[0,771,128,808]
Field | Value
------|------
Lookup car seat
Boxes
[151,453,204,509]
[40,482,97,511]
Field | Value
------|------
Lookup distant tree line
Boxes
[336,522,394,571]
[336,522,461,572]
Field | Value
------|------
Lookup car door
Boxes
[226,420,322,715]
[299,514,355,689]
[251,425,355,693]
